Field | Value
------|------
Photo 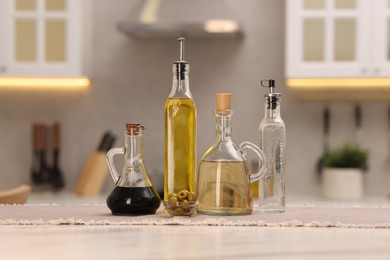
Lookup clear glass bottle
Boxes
[258,80,286,212]
[196,93,267,216]
[106,124,161,215]
[164,37,197,201]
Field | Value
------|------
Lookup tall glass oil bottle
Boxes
[258,80,286,212]
[164,37,197,201]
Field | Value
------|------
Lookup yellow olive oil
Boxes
[251,181,259,198]
[196,160,252,216]
[164,97,196,200]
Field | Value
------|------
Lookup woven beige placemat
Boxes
[1,204,390,228]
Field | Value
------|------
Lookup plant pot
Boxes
[322,167,363,199]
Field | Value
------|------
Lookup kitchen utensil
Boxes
[106,124,160,215]
[31,123,49,186]
[49,122,65,189]
[31,124,42,184]
[354,104,362,145]
[76,131,116,196]
[354,104,368,171]
[316,107,330,174]
[388,105,390,159]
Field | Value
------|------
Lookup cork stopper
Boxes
[125,123,144,135]
[216,93,232,115]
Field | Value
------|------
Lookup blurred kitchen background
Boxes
[1,0,389,200]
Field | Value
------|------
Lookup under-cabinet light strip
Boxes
[0,77,90,90]
[287,78,390,89]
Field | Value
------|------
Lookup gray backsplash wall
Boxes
[1,0,389,197]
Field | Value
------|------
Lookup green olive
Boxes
[168,193,177,200]
[168,196,178,206]
[177,190,189,201]
[172,207,183,216]
[181,200,190,209]
[187,192,197,202]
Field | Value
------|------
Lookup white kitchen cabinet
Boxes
[0,0,91,78]
[286,0,390,78]
[372,0,390,77]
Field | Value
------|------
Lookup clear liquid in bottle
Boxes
[196,93,267,216]
[197,160,252,216]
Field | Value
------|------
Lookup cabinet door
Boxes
[373,0,390,76]
[0,0,81,77]
[286,0,369,78]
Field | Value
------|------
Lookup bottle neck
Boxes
[124,133,143,165]
[117,129,149,188]
[264,95,281,119]
[215,111,233,141]
[169,63,192,98]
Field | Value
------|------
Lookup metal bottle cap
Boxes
[261,79,281,110]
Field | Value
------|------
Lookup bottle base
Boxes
[259,209,285,213]
[197,208,252,216]
[257,207,285,213]
[110,210,158,216]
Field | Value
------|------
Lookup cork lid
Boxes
[216,93,232,114]
[125,123,144,135]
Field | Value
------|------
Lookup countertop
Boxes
[1,192,390,260]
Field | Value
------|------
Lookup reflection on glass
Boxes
[303,19,324,61]
[45,0,66,11]
[304,0,325,10]
[45,20,66,62]
[334,19,355,61]
[15,0,36,11]
[15,20,36,62]
[335,0,356,9]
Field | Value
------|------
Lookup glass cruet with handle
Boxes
[196,93,267,216]
[106,123,161,215]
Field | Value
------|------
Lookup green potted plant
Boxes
[322,143,368,199]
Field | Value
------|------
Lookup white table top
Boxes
[1,225,389,260]
[1,192,389,260]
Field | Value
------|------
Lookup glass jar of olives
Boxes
[163,190,198,216]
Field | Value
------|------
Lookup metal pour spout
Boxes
[178,37,185,61]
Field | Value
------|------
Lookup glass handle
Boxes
[106,147,125,184]
[239,141,267,183]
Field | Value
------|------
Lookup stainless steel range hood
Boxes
[118,0,244,39]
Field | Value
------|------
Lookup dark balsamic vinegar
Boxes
[106,186,161,215]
